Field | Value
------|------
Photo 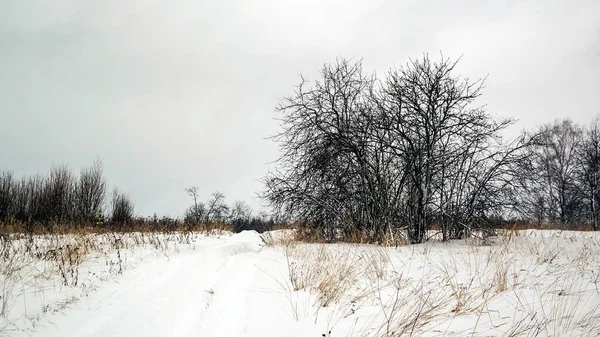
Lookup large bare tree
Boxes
[264,55,527,243]
[379,56,528,241]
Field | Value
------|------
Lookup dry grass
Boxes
[291,225,408,246]
[260,230,296,247]
[0,218,235,236]
[506,279,600,336]
[284,243,358,307]
[273,228,600,336]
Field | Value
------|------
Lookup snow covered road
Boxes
[27,231,307,337]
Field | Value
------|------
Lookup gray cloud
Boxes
[1,0,599,216]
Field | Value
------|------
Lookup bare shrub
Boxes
[110,189,134,225]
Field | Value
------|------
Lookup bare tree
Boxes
[184,186,206,223]
[111,189,134,225]
[75,159,107,224]
[39,165,76,224]
[379,55,530,241]
[186,187,200,209]
[516,120,585,225]
[15,175,45,222]
[0,171,14,219]
[206,191,228,222]
[230,200,252,220]
[265,55,529,244]
[263,58,385,242]
[229,200,253,232]
[579,116,600,230]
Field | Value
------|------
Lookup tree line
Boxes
[515,119,600,229]
[0,160,133,227]
[0,160,275,233]
[263,55,600,244]
[183,187,275,232]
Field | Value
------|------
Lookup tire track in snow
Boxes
[196,251,259,336]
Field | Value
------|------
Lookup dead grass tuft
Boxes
[284,243,358,307]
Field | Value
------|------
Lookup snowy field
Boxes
[1,229,600,336]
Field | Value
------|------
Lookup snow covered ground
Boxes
[2,229,600,336]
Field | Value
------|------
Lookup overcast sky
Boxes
[1,0,599,217]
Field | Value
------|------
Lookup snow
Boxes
[2,229,600,336]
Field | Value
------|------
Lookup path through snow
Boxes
[27,231,312,337]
